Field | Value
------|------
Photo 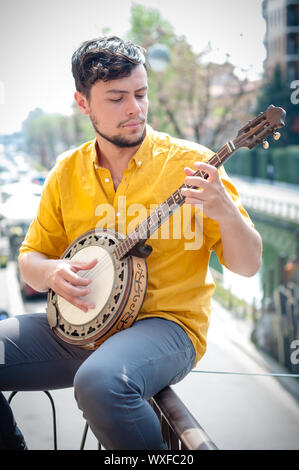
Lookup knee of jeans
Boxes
[74,361,128,411]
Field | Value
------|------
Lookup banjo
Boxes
[46,105,285,350]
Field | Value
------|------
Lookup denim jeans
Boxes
[0,314,195,450]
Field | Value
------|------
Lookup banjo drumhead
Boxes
[57,245,115,326]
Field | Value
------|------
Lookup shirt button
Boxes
[137,161,142,167]
[116,211,121,217]
[105,177,109,183]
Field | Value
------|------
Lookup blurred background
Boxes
[0,0,298,450]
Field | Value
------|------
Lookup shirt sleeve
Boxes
[202,165,254,267]
[18,166,69,261]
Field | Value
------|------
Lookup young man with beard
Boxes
[0,36,262,450]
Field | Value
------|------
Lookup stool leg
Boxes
[43,391,58,450]
[7,391,18,404]
[80,421,89,450]
[80,422,102,450]
[8,391,58,450]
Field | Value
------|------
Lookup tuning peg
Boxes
[263,140,269,149]
[273,131,281,141]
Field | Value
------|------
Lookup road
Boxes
[1,263,299,450]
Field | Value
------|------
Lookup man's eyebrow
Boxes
[105,86,148,94]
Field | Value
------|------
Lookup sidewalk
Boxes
[209,299,299,403]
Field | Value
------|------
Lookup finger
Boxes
[184,175,209,189]
[57,282,95,312]
[64,282,92,299]
[183,196,204,208]
[62,268,92,287]
[193,161,218,181]
[71,258,98,273]
[181,187,206,201]
[60,293,95,312]
[184,166,196,176]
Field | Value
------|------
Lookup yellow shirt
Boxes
[19,125,253,364]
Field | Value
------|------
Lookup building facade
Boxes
[263,0,299,82]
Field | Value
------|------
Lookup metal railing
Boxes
[149,386,217,450]
[239,192,299,223]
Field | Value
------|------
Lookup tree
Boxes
[22,105,94,168]
[127,4,258,150]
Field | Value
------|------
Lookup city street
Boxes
[1,262,299,450]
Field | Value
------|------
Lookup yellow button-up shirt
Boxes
[19,126,252,363]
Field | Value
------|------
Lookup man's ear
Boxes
[74,91,90,115]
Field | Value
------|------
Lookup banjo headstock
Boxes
[233,104,286,150]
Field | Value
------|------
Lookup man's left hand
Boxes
[181,161,234,221]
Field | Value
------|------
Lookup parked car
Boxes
[0,232,9,268]
[16,264,47,300]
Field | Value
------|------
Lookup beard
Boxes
[90,114,146,148]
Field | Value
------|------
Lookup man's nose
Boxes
[126,96,141,116]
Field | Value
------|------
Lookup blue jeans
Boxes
[0,314,195,450]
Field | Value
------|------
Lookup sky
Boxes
[0,0,266,135]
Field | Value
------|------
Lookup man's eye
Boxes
[136,94,146,99]
[109,98,123,102]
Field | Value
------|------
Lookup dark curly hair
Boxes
[72,36,147,98]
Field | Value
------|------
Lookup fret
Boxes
[138,224,147,239]
[214,152,222,165]
[159,203,169,218]
[124,238,131,252]
[173,189,184,205]
[150,211,159,225]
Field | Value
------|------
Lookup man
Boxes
[0,36,262,450]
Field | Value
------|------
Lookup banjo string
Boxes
[75,252,116,280]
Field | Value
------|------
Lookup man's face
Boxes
[76,64,149,148]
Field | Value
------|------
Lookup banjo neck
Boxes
[114,140,236,260]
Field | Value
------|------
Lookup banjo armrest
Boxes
[125,242,153,259]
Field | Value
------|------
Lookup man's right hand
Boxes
[45,258,98,312]
[19,251,98,313]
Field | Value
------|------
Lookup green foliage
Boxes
[128,4,175,47]
[225,145,299,185]
[127,4,258,149]
[22,105,94,168]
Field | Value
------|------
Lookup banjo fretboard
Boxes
[114,140,237,260]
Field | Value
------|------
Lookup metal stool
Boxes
[8,391,58,450]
